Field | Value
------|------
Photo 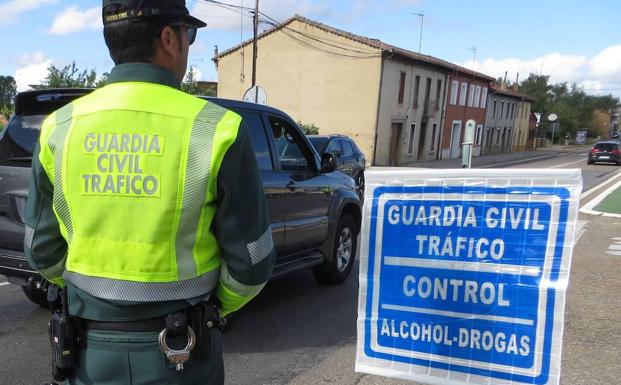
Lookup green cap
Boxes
[103,0,207,28]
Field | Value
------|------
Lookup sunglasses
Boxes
[158,24,198,45]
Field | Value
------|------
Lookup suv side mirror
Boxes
[321,153,337,173]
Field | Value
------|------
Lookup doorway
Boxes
[417,121,427,161]
[389,122,403,166]
[450,121,462,158]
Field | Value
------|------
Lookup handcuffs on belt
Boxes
[158,303,224,371]
[158,312,196,371]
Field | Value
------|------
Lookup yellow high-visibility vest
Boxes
[38,82,241,302]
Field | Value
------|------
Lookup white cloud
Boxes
[0,0,56,25]
[191,0,332,32]
[463,45,621,97]
[590,45,621,81]
[13,52,53,91]
[49,6,101,35]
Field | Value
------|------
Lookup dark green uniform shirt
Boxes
[25,63,275,321]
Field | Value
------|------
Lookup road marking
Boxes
[479,154,562,168]
[607,239,621,256]
[0,282,10,287]
[550,158,587,168]
[581,170,621,199]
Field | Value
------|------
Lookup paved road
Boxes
[1,152,619,384]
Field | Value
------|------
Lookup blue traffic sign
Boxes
[356,170,581,385]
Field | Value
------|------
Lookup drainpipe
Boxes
[372,50,388,166]
[437,72,449,160]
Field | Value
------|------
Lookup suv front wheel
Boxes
[314,214,357,284]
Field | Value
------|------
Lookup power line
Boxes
[258,15,381,58]
[197,1,380,58]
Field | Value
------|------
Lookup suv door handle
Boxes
[287,181,297,191]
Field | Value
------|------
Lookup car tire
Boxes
[587,159,594,165]
[313,214,358,285]
[21,285,49,308]
[355,173,365,200]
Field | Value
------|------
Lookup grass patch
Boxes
[595,184,621,214]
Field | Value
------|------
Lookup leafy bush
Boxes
[298,121,320,135]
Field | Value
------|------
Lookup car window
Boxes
[236,110,273,171]
[595,143,616,151]
[308,137,328,154]
[269,116,312,172]
[326,139,343,155]
[0,115,46,167]
[340,140,354,156]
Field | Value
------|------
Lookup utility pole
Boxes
[469,46,477,70]
[251,0,259,87]
[411,13,424,53]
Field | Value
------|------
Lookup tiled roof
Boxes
[490,84,537,101]
[215,15,495,81]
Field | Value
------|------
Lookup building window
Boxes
[431,123,437,151]
[476,125,483,146]
[398,72,406,104]
[468,85,476,107]
[408,123,416,154]
[506,102,510,118]
[492,99,497,118]
[450,80,459,105]
[459,82,468,106]
[474,86,482,108]
[435,79,442,110]
[501,101,505,118]
[413,75,421,107]
[480,87,488,109]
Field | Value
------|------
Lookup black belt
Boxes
[82,316,167,332]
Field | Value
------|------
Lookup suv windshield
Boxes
[0,115,46,167]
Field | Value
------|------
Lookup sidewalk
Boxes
[400,145,591,169]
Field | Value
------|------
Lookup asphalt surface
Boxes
[1,148,620,384]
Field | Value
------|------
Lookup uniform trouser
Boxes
[68,328,224,385]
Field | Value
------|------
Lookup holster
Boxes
[190,301,224,359]
[47,287,80,382]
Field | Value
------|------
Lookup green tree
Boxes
[519,74,620,139]
[181,67,208,95]
[297,121,320,135]
[40,62,98,89]
[0,75,17,117]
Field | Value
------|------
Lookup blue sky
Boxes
[1,0,620,96]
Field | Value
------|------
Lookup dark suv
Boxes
[0,89,361,306]
[308,135,366,199]
[588,141,621,165]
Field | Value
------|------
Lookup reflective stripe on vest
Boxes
[38,82,241,302]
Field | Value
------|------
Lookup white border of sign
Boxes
[356,169,582,385]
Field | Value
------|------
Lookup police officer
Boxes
[24,1,276,384]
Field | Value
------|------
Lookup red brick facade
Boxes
[441,73,492,159]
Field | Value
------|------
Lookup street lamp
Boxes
[411,12,424,53]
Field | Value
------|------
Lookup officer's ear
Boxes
[158,25,183,58]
